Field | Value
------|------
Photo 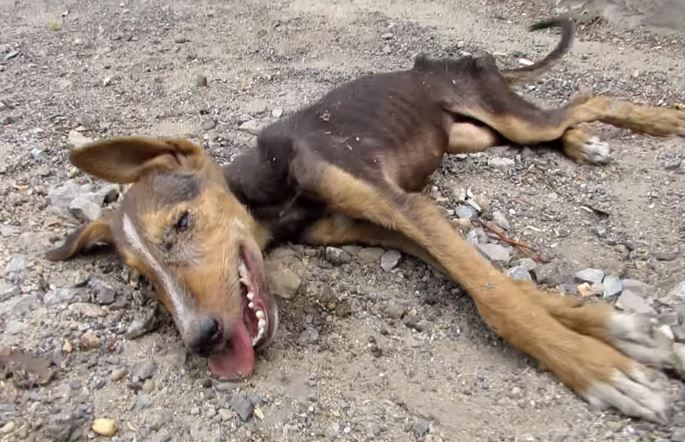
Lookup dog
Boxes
[46,17,685,423]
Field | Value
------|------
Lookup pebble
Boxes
[383,303,406,320]
[125,307,159,339]
[0,422,15,435]
[4,255,28,274]
[487,157,515,169]
[655,250,678,261]
[412,420,431,438]
[456,205,477,220]
[506,266,532,281]
[174,36,188,43]
[0,281,20,302]
[670,281,685,302]
[358,247,385,263]
[90,278,117,305]
[616,290,656,314]
[492,210,510,230]
[380,250,401,271]
[664,159,682,170]
[602,275,622,299]
[298,326,319,346]
[515,258,537,271]
[324,247,351,265]
[71,302,107,318]
[109,368,128,382]
[194,74,208,87]
[80,330,101,349]
[230,392,254,422]
[48,181,87,209]
[219,408,233,421]
[44,288,78,304]
[532,261,571,286]
[136,393,152,409]
[271,108,284,118]
[575,268,604,285]
[265,263,301,299]
[476,243,512,263]
[674,343,685,378]
[131,360,157,381]
[238,120,262,135]
[67,130,93,147]
[621,279,651,298]
[92,418,117,437]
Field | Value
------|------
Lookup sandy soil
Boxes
[1,0,684,441]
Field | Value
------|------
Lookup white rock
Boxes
[615,290,656,314]
[380,250,401,271]
[575,268,604,285]
[477,243,512,263]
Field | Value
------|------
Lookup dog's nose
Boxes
[189,316,223,355]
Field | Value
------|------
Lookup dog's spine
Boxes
[501,16,575,84]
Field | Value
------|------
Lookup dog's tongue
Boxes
[208,321,255,380]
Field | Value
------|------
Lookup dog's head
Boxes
[46,136,278,380]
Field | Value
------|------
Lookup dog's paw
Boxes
[578,136,611,163]
[562,129,611,164]
[581,363,669,424]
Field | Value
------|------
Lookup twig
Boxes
[474,219,551,264]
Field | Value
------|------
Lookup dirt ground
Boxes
[1,0,685,441]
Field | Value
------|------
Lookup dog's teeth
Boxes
[258,319,266,329]
[239,262,248,277]
[248,302,254,309]
[256,310,265,320]
[247,292,254,301]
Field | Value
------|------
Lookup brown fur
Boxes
[46,16,685,421]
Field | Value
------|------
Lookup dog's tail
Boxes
[501,16,575,84]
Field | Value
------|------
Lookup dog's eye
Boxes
[175,211,190,232]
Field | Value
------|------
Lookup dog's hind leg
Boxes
[291,149,673,422]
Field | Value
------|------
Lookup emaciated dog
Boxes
[47,17,685,422]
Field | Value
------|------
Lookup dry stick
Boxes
[474,219,551,264]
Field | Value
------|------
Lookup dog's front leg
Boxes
[290,151,672,423]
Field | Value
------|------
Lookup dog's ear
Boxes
[45,213,113,261]
[69,136,207,184]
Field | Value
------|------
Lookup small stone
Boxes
[89,278,117,305]
[621,279,651,298]
[324,247,351,265]
[616,290,656,314]
[515,258,537,271]
[382,44,392,54]
[92,418,117,437]
[575,268,604,285]
[125,307,159,339]
[506,266,532,281]
[476,243,512,263]
[1,422,16,435]
[194,74,208,87]
[80,330,101,349]
[381,32,393,40]
[202,119,216,130]
[383,303,406,320]
[655,250,678,261]
[456,205,477,220]
[103,76,113,86]
[664,159,682,170]
[298,326,319,346]
[48,180,85,209]
[131,360,157,382]
[44,288,78,304]
[412,420,431,438]
[238,120,262,135]
[67,130,93,147]
[492,210,510,230]
[230,392,254,422]
[674,343,685,378]
[174,36,188,43]
[670,281,685,302]
[487,157,515,169]
[218,408,232,421]
[265,263,301,299]
[402,314,427,332]
[532,261,572,286]
[109,368,128,382]
[0,281,20,302]
[71,302,107,318]
[602,275,623,299]
[380,250,401,271]
[136,393,151,409]
[69,196,101,221]
[271,108,284,118]
[189,406,200,416]
[358,247,385,263]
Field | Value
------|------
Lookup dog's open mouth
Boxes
[207,247,273,380]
